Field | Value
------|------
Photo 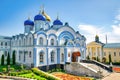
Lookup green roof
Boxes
[104,43,120,48]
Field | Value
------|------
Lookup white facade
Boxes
[0,8,86,69]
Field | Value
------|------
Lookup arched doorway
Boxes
[72,52,81,62]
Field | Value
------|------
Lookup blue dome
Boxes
[53,19,63,25]
[24,19,34,26]
[34,14,45,21]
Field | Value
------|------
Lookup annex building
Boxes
[87,35,120,63]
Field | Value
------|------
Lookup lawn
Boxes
[52,72,94,80]
[18,73,47,80]
[0,65,21,72]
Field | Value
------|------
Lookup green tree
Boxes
[1,54,4,65]
[12,51,16,65]
[109,54,112,64]
[87,56,90,60]
[97,56,100,62]
[7,52,10,65]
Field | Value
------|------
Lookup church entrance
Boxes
[72,52,81,62]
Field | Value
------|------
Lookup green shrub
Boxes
[10,68,14,71]
[2,68,7,72]
[32,68,60,80]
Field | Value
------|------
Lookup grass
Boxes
[0,65,21,72]
[18,73,47,80]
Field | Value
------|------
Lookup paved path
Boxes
[102,73,120,80]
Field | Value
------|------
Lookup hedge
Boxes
[32,68,60,80]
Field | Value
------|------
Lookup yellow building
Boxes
[103,43,120,63]
[86,35,104,62]
[87,35,120,63]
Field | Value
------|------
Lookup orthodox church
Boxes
[0,7,86,70]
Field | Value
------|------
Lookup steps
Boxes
[80,62,110,77]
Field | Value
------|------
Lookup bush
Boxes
[10,68,14,71]
[32,68,60,80]
[1,54,4,65]
[7,52,10,65]
[2,68,7,72]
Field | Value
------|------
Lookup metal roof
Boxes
[104,43,120,48]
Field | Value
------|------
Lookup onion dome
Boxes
[53,14,63,25]
[24,18,34,26]
[53,19,63,25]
[34,13,45,21]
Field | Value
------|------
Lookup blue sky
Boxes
[0,0,120,43]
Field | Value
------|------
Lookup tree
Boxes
[87,55,90,60]
[97,56,100,62]
[109,54,112,64]
[12,51,16,65]
[1,54,4,65]
[7,52,10,65]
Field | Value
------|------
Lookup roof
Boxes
[0,36,11,40]
[104,43,120,48]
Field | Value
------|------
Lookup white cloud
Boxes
[78,24,102,35]
[115,14,120,21]
[78,24,120,44]
[112,24,120,35]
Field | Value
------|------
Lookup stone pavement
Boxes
[102,72,120,80]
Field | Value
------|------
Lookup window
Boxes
[4,51,7,56]
[19,52,21,61]
[61,53,64,62]
[51,39,54,45]
[29,37,31,45]
[23,39,25,45]
[29,51,31,58]
[24,52,26,62]
[51,51,55,62]
[1,42,3,46]
[19,40,21,46]
[40,52,44,63]
[5,42,7,46]
[104,52,106,56]
[39,37,43,45]
[119,52,120,56]
[114,52,116,56]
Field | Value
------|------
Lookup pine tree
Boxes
[97,56,100,62]
[1,54,4,65]
[87,56,90,60]
[12,51,16,65]
[109,54,112,64]
[7,52,10,65]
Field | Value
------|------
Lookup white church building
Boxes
[0,8,86,70]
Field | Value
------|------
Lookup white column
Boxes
[90,47,92,59]
[96,47,98,58]
[99,48,102,62]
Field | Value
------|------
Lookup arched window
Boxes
[5,42,7,46]
[19,51,21,61]
[40,51,44,63]
[29,37,31,45]
[19,40,21,46]
[51,39,54,45]
[29,51,31,58]
[1,42,3,46]
[51,51,55,62]
[23,39,25,46]
[39,37,43,45]
[5,51,7,56]
[24,52,26,62]
[61,53,64,62]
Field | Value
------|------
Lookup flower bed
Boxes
[52,72,94,80]
[113,67,120,72]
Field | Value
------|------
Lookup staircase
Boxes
[80,62,110,77]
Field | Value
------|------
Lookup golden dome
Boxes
[42,11,51,22]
